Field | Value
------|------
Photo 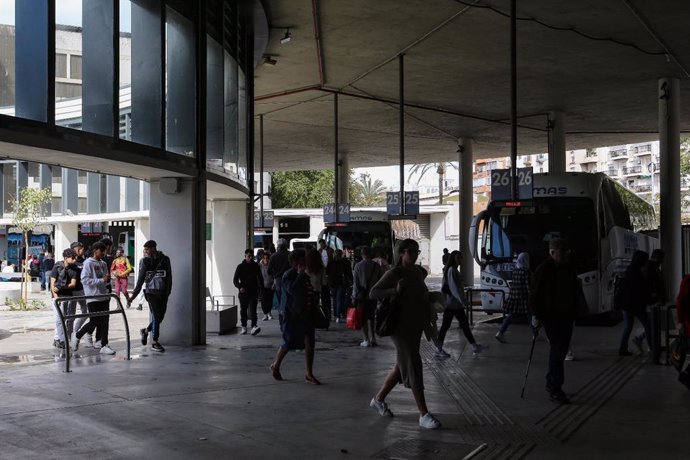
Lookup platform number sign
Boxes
[254,210,274,229]
[323,203,351,223]
[386,192,401,215]
[387,191,419,217]
[491,167,533,201]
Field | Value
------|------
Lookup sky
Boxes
[354,163,459,190]
[0,0,131,32]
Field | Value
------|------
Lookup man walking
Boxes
[529,238,580,404]
[352,246,383,347]
[50,248,78,349]
[73,242,115,355]
[234,249,263,336]
[129,240,172,352]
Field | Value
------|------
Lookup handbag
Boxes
[346,306,363,330]
[375,297,400,337]
[669,332,688,373]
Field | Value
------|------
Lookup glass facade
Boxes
[0,0,253,190]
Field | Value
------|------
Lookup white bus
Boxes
[468,172,658,315]
[319,210,395,262]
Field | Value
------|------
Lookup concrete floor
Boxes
[1,297,688,460]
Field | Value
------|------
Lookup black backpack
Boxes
[53,262,68,290]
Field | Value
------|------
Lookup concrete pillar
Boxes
[210,200,246,302]
[149,178,206,346]
[54,223,78,259]
[133,217,150,273]
[658,78,682,299]
[338,152,349,203]
[459,138,474,287]
[547,111,566,173]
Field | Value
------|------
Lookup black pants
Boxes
[543,320,574,393]
[321,289,331,319]
[261,288,273,315]
[437,308,475,346]
[76,300,110,346]
[239,294,258,327]
[145,293,168,341]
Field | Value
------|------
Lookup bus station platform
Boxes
[1,305,688,459]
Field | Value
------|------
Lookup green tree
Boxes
[271,170,335,208]
[11,187,52,301]
[351,173,386,206]
[408,162,457,204]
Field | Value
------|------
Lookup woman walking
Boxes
[259,252,274,320]
[619,250,652,356]
[270,249,321,384]
[368,239,441,429]
[495,252,533,343]
[435,251,485,358]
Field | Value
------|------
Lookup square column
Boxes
[149,178,206,346]
[54,223,78,259]
[210,200,246,300]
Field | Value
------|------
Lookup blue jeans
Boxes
[543,320,573,393]
[330,286,345,318]
[619,309,651,353]
[498,312,536,336]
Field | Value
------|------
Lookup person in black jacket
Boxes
[234,248,263,336]
[529,238,580,405]
[619,250,652,356]
[129,240,172,353]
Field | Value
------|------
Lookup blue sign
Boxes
[386,192,401,216]
[490,167,533,200]
[404,191,419,216]
[254,210,274,229]
[324,203,350,223]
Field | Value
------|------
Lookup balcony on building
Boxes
[535,154,546,164]
[622,165,643,177]
[609,148,629,160]
[632,184,652,194]
[607,167,619,177]
[632,143,653,157]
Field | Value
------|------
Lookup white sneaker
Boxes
[471,343,486,355]
[419,413,441,429]
[335,317,340,323]
[71,334,80,351]
[262,315,269,321]
[99,345,116,355]
[434,348,450,358]
[250,326,261,336]
[369,397,393,417]
[495,332,506,343]
[240,327,247,335]
[565,350,575,361]
[83,333,93,347]
[267,314,273,320]
[360,340,370,347]
[93,340,102,350]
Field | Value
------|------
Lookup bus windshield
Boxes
[322,221,393,261]
[484,197,597,272]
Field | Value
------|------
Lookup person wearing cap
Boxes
[129,240,173,353]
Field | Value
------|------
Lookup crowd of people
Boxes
[50,238,172,354]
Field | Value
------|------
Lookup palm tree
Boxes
[408,162,457,204]
[352,173,386,206]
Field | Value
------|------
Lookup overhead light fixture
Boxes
[262,55,277,66]
[280,28,291,44]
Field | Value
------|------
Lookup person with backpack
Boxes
[435,250,485,358]
[50,248,79,349]
[352,246,383,347]
[674,274,690,388]
[129,240,173,353]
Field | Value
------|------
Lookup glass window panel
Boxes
[56,53,67,78]
[165,7,195,156]
[238,68,247,184]
[223,51,238,176]
[119,0,132,142]
[3,162,16,215]
[55,0,82,128]
[0,1,15,116]
[69,54,82,80]
[206,36,223,172]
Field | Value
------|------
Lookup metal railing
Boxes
[53,293,131,373]
[463,287,506,326]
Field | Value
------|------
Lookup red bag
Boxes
[346,306,363,330]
